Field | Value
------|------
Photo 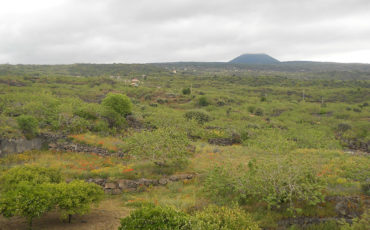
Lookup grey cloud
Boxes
[0,0,369,64]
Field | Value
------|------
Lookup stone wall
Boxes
[0,138,44,156]
[0,133,124,157]
[48,142,124,157]
[87,173,195,195]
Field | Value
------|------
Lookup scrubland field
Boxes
[0,63,369,229]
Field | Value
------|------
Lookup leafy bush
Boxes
[337,123,352,132]
[360,182,370,195]
[102,93,132,117]
[74,103,102,120]
[184,110,210,124]
[203,165,239,205]
[254,108,264,116]
[247,106,256,113]
[121,127,190,170]
[67,116,91,133]
[16,114,39,138]
[1,166,62,188]
[198,96,210,106]
[118,204,192,230]
[91,119,110,133]
[101,106,127,130]
[193,205,260,230]
[182,88,191,95]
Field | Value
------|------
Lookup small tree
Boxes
[54,180,104,223]
[16,115,39,138]
[0,182,54,229]
[102,93,132,117]
[0,166,104,228]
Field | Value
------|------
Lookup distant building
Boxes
[130,78,140,87]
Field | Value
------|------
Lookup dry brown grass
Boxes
[0,197,130,230]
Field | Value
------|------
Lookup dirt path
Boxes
[0,197,130,230]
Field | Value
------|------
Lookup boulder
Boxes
[117,179,137,189]
[159,178,168,185]
[110,188,122,195]
[104,182,117,189]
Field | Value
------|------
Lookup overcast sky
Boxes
[1,0,370,64]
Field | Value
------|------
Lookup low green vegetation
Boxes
[0,64,369,229]
[118,203,260,230]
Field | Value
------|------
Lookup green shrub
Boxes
[101,106,127,130]
[121,127,190,170]
[91,119,110,133]
[102,93,132,117]
[67,116,91,133]
[360,182,370,196]
[203,165,239,205]
[353,108,361,113]
[74,103,101,120]
[247,106,256,113]
[16,114,39,138]
[193,205,260,230]
[204,156,326,212]
[198,96,209,106]
[254,108,264,116]
[184,110,210,124]
[182,88,191,95]
[337,123,352,132]
[157,98,167,104]
[118,204,192,230]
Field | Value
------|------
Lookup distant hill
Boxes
[229,53,280,64]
